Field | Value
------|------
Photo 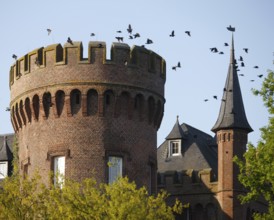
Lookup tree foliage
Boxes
[0,174,182,220]
[234,70,274,219]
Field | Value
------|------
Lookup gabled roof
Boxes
[158,123,218,176]
[0,134,14,161]
[211,35,253,133]
[165,116,186,140]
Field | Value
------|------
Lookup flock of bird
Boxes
[10,24,264,108]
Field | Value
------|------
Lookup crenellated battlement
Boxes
[9,41,166,88]
[157,169,218,194]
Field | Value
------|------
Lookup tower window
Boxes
[169,140,181,156]
[108,156,123,183]
[53,156,65,188]
[0,161,8,179]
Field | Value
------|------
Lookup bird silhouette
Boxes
[241,62,245,67]
[250,80,255,82]
[169,30,175,37]
[210,48,218,53]
[219,51,224,55]
[213,96,217,100]
[117,30,122,33]
[253,66,259,69]
[127,24,133,34]
[146,39,153,44]
[239,74,244,76]
[115,37,123,42]
[204,99,209,102]
[243,48,248,53]
[98,43,103,48]
[47,29,52,35]
[185,31,191,36]
[90,33,95,37]
[224,43,229,46]
[172,66,177,71]
[12,54,17,60]
[129,36,133,40]
[258,74,263,78]
[5,107,10,111]
[227,25,235,32]
[67,37,73,45]
[133,33,140,38]
[177,62,181,68]
[239,56,243,61]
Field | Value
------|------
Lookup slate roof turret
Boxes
[211,35,253,133]
[0,135,13,161]
[165,116,186,140]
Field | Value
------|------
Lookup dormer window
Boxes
[169,140,181,156]
[0,161,8,179]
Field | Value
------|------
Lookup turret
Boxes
[9,41,166,193]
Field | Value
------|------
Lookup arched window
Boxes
[43,92,52,118]
[87,89,98,116]
[19,100,26,125]
[70,89,81,115]
[55,90,65,117]
[33,94,40,120]
[104,90,115,116]
[148,96,155,124]
[15,103,22,128]
[134,94,144,120]
[25,98,32,123]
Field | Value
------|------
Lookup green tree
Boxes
[234,70,274,219]
[0,174,182,219]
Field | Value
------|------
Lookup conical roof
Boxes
[166,116,186,140]
[212,35,253,133]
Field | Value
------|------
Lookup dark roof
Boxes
[0,134,14,161]
[165,116,186,140]
[158,123,218,176]
[211,35,253,133]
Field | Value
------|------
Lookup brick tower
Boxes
[212,35,253,219]
[9,41,166,192]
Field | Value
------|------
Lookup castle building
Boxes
[1,37,268,219]
[8,41,166,193]
[157,36,268,219]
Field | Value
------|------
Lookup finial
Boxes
[176,115,179,121]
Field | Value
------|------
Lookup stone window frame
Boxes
[169,140,181,156]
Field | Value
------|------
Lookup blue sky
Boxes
[1,0,273,146]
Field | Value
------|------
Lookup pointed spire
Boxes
[212,35,253,133]
[166,116,186,140]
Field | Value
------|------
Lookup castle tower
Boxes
[9,41,166,193]
[212,35,253,219]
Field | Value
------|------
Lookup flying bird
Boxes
[116,30,122,33]
[253,66,259,69]
[12,54,17,60]
[146,38,153,44]
[204,99,209,102]
[5,107,10,111]
[129,35,133,40]
[177,62,181,68]
[219,51,224,55]
[224,43,229,46]
[47,28,52,35]
[115,37,123,42]
[239,56,243,61]
[210,47,218,53]
[90,33,95,37]
[98,43,103,48]
[258,74,263,78]
[239,74,244,76]
[250,80,255,82]
[243,48,248,53]
[67,37,73,45]
[213,96,217,100]
[127,24,133,34]
[133,33,140,38]
[172,66,177,71]
[227,25,235,32]
[169,30,175,37]
[185,31,191,36]
[241,62,245,67]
